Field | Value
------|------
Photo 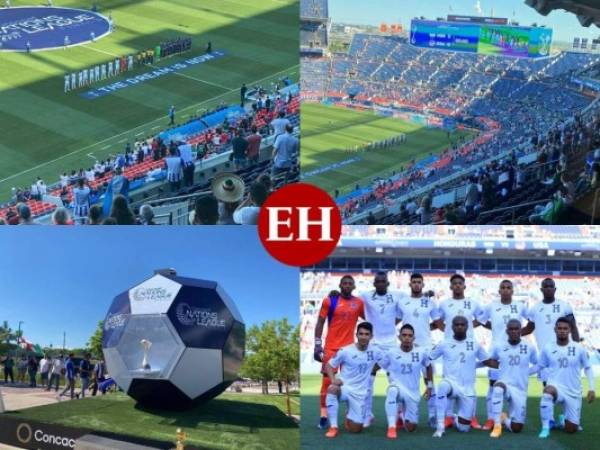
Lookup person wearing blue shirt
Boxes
[78,353,91,399]
[58,353,75,400]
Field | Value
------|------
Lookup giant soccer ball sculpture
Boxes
[102,269,245,410]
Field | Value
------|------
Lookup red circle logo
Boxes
[258,183,342,266]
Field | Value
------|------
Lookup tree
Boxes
[87,321,104,358]
[240,319,299,416]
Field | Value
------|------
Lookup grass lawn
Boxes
[301,373,600,450]
[0,0,298,200]
[300,102,474,196]
[4,390,299,450]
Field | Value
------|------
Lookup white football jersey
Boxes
[397,295,439,348]
[527,300,574,350]
[481,301,529,346]
[329,344,382,395]
[429,337,489,395]
[438,297,485,340]
[539,341,590,397]
[378,346,430,399]
[490,340,537,392]
[361,290,402,345]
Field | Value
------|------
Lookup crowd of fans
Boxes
[1,82,300,225]
[302,33,600,224]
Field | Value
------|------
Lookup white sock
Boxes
[540,393,554,429]
[491,386,504,425]
[428,387,436,419]
[436,382,450,430]
[385,386,399,428]
[503,417,513,432]
[364,374,376,420]
[486,386,494,420]
[445,398,454,418]
[326,393,339,428]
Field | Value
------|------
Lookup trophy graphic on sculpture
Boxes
[141,339,152,370]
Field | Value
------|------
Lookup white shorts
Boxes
[387,384,419,423]
[340,385,366,425]
[488,368,499,381]
[555,389,582,426]
[501,384,527,424]
[443,379,475,421]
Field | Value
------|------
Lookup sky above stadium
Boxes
[329,0,599,43]
[0,227,299,349]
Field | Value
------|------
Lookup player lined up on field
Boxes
[313,273,595,439]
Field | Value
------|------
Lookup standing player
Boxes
[479,279,530,430]
[378,324,433,439]
[70,72,76,90]
[430,316,497,438]
[95,65,100,83]
[435,273,486,428]
[324,322,381,438]
[522,278,580,387]
[108,60,114,77]
[538,317,595,438]
[101,63,107,80]
[359,272,403,427]
[314,275,365,429]
[487,319,538,438]
[64,74,71,93]
[396,272,439,427]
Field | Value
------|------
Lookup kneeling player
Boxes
[487,319,538,437]
[538,317,595,438]
[378,324,433,439]
[325,322,381,438]
[430,316,498,438]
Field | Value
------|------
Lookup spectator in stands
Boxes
[72,178,91,224]
[17,203,37,225]
[212,173,244,225]
[165,147,183,192]
[233,182,268,225]
[271,124,298,181]
[270,111,290,139]
[102,217,118,225]
[110,194,136,225]
[139,204,156,225]
[189,195,219,225]
[416,194,432,224]
[529,191,565,224]
[464,177,479,217]
[231,129,249,170]
[88,205,102,225]
[52,207,71,225]
[246,125,262,166]
[258,174,272,193]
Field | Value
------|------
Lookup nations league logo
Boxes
[0,7,111,52]
[175,303,226,328]
[132,287,173,303]
[104,312,126,330]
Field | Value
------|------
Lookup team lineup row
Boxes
[312,273,595,439]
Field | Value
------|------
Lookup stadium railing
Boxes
[476,198,552,225]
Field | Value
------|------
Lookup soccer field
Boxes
[300,102,474,196]
[0,0,298,200]
[301,374,600,450]
[3,391,299,449]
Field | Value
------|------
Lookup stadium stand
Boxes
[1,83,300,225]
[302,31,600,224]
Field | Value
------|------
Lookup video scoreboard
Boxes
[410,16,552,59]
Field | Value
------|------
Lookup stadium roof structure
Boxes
[525,0,600,27]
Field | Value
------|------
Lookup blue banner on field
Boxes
[79,51,226,99]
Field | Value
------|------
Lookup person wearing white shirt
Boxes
[72,178,91,224]
[39,355,50,388]
[537,317,595,438]
[47,355,63,392]
[60,173,68,188]
[36,178,47,197]
[397,273,440,426]
[324,322,382,438]
[430,316,497,438]
[487,319,538,438]
[522,277,579,386]
[233,182,268,225]
[478,279,530,430]
[378,324,433,439]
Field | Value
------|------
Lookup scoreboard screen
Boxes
[410,19,552,58]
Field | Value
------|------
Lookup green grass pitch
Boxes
[300,102,474,196]
[301,374,600,450]
[0,0,299,200]
[5,391,299,450]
